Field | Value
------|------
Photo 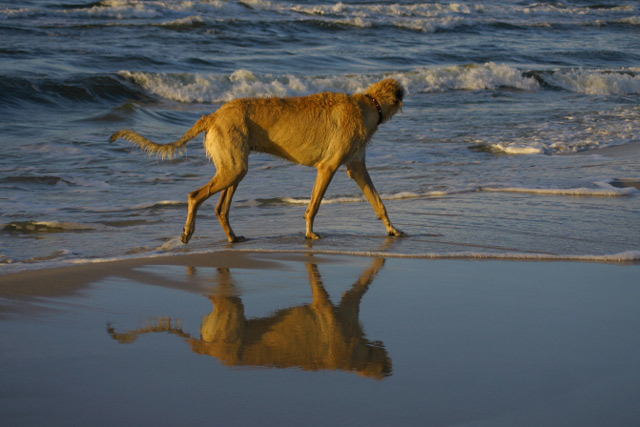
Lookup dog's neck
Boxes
[364,94,383,125]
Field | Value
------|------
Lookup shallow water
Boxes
[1,254,640,424]
[1,0,639,269]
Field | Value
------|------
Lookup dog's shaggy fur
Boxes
[111,78,405,243]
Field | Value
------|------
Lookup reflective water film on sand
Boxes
[108,257,391,379]
[1,253,640,425]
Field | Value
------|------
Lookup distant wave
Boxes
[4,0,635,34]
[158,15,206,29]
[0,74,147,109]
[1,175,75,186]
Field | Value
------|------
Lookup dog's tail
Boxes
[109,114,212,159]
[107,317,192,344]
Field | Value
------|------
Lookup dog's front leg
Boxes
[347,161,405,237]
[305,166,337,239]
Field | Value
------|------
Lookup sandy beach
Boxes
[1,251,639,426]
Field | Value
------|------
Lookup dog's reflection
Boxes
[108,257,391,379]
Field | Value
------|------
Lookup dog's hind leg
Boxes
[181,125,249,244]
[181,174,244,244]
[346,160,405,237]
[215,185,244,243]
[305,165,338,239]
[181,177,221,244]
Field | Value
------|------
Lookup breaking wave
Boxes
[470,105,640,155]
[4,64,637,111]
[117,64,640,104]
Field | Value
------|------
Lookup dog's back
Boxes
[207,92,369,167]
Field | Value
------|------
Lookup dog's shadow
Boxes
[107,257,392,379]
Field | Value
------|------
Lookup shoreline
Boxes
[1,247,638,283]
[1,248,638,305]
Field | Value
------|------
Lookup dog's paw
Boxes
[388,227,406,237]
[229,235,246,243]
[306,232,322,240]
[181,228,194,244]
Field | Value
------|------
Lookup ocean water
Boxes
[1,0,639,270]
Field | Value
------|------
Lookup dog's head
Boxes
[365,78,405,123]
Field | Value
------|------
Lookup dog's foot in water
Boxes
[181,228,194,244]
[388,227,407,237]
[306,232,322,240]
[229,235,246,243]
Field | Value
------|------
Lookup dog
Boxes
[110,78,405,243]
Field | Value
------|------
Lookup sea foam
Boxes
[119,64,639,105]
[543,68,640,96]
[117,63,536,104]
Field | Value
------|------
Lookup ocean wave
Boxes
[3,67,635,113]
[116,64,640,105]
[470,104,640,155]
[230,248,640,265]
[159,15,206,29]
[87,200,185,213]
[0,249,75,267]
[614,16,640,26]
[2,221,99,234]
[256,190,459,207]
[268,1,638,33]
[251,182,635,208]
[116,63,538,103]
[20,0,634,44]
[1,175,75,186]
[22,249,74,264]
[0,74,148,109]
[479,185,637,198]
[3,0,636,35]
[409,63,540,92]
[539,68,640,96]
[117,69,371,103]
[62,248,640,267]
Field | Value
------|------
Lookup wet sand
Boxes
[1,252,639,426]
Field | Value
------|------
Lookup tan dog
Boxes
[111,79,405,243]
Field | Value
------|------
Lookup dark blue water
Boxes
[1,0,639,270]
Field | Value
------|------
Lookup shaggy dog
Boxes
[110,78,405,243]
